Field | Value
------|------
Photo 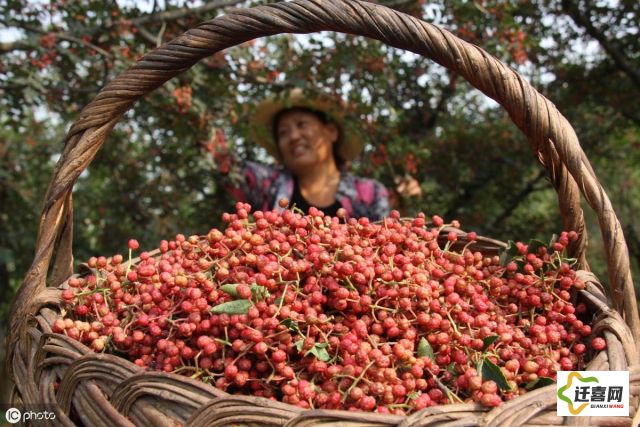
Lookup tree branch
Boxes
[55,33,114,60]
[403,73,457,142]
[135,25,160,45]
[0,0,246,55]
[443,171,496,220]
[426,73,457,130]
[0,39,31,54]
[130,0,245,26]
[488,169,546,230]
[561,0,640,88]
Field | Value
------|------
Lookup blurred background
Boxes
[1,0,639,399]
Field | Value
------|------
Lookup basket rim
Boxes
[8,0,639,382]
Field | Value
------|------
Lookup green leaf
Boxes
[220,284,239,297]
[215,338,231,347]
[341,278,357,291]
[446,363,456,375]
[281,318,301,334]
[306,342,331,362]
[220,283,268,301]
[482,335,499,352]
[210,299,252,314]
[294,339,304,352]
[417,337,435,360]
[525,376,555,391]
[481,357,511,391]
[250,284,269,300]
[527,239,547,255]
[407,391,421,400]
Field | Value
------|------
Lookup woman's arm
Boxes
[203,129,281,211]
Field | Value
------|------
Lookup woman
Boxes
[211,88,391,220]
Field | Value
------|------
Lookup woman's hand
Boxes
[395,175,422,198]
[202,128,232,173]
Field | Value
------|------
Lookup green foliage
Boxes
[1,0,639,326]
[0,115,60,321]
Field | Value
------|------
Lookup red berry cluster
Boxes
[55,202,602,414]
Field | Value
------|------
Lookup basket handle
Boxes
[9,0,639,361]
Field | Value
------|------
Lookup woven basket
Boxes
[7,1,640,425]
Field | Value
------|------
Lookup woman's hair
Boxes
[272,107,345,168]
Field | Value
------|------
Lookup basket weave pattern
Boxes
[7,1,640,425]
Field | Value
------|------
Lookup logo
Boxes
[557,371,629,417]
[1,406,57,423]
[5,408,21,424]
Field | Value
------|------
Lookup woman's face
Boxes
[276,110,339,174]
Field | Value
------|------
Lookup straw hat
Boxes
[250,88,364,162]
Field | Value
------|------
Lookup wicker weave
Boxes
[7,0,640,425]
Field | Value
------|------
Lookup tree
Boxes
[1,0,638,326]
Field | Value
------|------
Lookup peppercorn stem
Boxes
[341,360,375,403]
